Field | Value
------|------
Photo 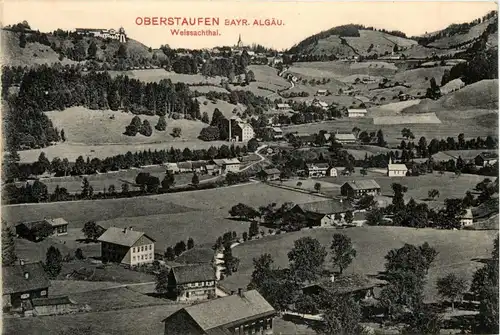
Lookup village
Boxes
[1,4,499,335]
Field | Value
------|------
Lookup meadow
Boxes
[108,69,222,85]
[223,226,497,302]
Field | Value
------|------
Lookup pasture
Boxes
[108,69,222,85]
[373,112,442,125]
[223,226,497,302]
[197,96,245,119]
[45,107,207,145]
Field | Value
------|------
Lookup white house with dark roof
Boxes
[387,158,408,177]
[332,133,357,144]
[347,109,368,118]
[341,180,381,198]
[162,289,276,335]
[167,264,217,302]
[3,261,50,309]
[292,200,355,226]
[98,227,155,266]
[459,208,474,227]
[306,163,333,177]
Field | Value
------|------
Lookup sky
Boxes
[2,1,498,50]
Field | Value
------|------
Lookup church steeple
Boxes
[236,34,243,48]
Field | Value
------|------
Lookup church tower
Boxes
[236,34,243,48]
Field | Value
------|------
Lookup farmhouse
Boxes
[270,127,284,140]
[387,158,408,177]
[311,99,329,110]
[475,152,498,167]
[166,264,217,302]
[347,109,368,118]
[276,103,291,111]
[459,208,474,227]
[302,274,386,303]
[3,261,50,310]
[327,167,344,177]
[175,247,216,265]
[289,133,315,146]
[16,218,68,241]
[292,200,354,226]
[165,162,180,174]
[316,89,328,96]
[306,163,332,177]
[31,296,80,316]
[192,161,208,174]
[341,180,381,198]
[177,161,193,173]
[211,158,241,173]
[98,227,155,266]
[162,289,276,335]
[257,168,281,181]
[230,119,255,142]
[332,133,357,144]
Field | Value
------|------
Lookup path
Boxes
[238,145,268,172]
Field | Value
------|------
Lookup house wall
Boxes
[130,238,155,265]
[164,311,205,335]
[53,224,68,236]
[8,288,48,308]
[229,316,274,335]
[224,163,240,173]
[34,303,78,316]
[461,218,474,227]
[176,281,216,302]
[387,169,407,177]
[101,242,131,265]
[328,169,338,177]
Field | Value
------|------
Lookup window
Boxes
[141,246,144,252]
[149,245,152,250]
[40,290,47,296]
[133,256,136,261]
[132,247,135,253]
[141,255,144,260]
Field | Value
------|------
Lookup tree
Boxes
[19,32,27,48]
[81,221,104,241]
[366,208,385,226]
[330,234,357,275]
[155,115,167,131]
[116,43,128,59]
[428,189,440,200]
[201,112,210,124]
[187,237,195,250]
[229,203,259,221]
[161,171,175,190]
[81,177,93,199]
[45,246,62,278]
[87,41,97,59]
[223,246,239,275]
[436,273,468,310]
[164,247,175,261]
[295,294,318,315]
[199,126,220,141]
[155,268,169,294]
[247,138,259,152]
[172,127,182,138]
[249,221,259,238]
[2,225,17,266]
[288,237,327,282]
[391,183,408,212]
[140,120,153,137]
[319,296,363,335]
[357,194,376,210]
[344,211,353,224]
[385,243,431,278]
[60,129,66,142]
[426,77,441,100]
[174,241,187,256]
[191,172,200,187]
[419,242,438,274]
[75,248,85,260]
[125,116,142,136]
[314,182,322,193]
[402,305,443,335]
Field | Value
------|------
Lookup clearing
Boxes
[108,69,222,85]
[372,112,442,125]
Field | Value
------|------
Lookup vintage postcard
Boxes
[1,1,498,334]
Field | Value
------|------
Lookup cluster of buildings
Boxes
[75,27,127,43]
[165,158,241,175]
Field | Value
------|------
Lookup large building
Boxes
[387,158,408,177]
[332,133,357,144]
[75,27,127,43]
[475,152,498,167]
[227,117,255,142]
[305,163,335,178]
[211,158,241,173]
[166,264,217,302]
[341,180,381,198]
[3,261,50,310]
[347,109,368,118]
[162,289,276,335]
[97,227,155,266]
[291,200,354,227]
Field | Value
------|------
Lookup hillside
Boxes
[401,79,499,113]
[288,25,417,57]
[1,28,162,67]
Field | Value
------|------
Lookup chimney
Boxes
[330,274,335,283]
[238,288,244,297]
[24,272,29,280]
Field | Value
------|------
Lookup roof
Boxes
[163,290,275,331]
[192,161,207,169]
[459,208,474,220]
[272,127,283,132]
[177,161,192,169]
[313,100,329,107]
[388,163,408,171]
[348,109,367,114]
[44,218,67,227]
[276,103,290,108]
[175,248,215,265]
[17,220,51,231]
[263,168,281,175]
[97,227,155,247]
[211,159,226,166]
[3,262,50,295]
[223,158,240,165]
[343,179,381,190]
[477,152,499,160]
[32,295,74,307]
[307,163,329,170]
[334,133,356,141]
[317,89,327,93]
[304,274,385,295]
[296,200,353,215]
[171,264,216,284]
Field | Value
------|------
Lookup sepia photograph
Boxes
[0,1,498,334]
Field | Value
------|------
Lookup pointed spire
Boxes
[389,156,392,164]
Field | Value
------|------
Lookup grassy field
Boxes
[45,107,207,145]
[223,226,497,302]
[373,112,442,125]
[197,96,246,119]
[108,69,222,85]
[289,61,399,80]
[12,167,214,194]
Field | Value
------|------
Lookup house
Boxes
[292,200,355,226]
[257,168,281,181]
[177,161,193,173]
[230,119,255,142]
[332,133,357,144]
[276,103,291,111]
[166,264,217,302]
[75,27,126,43]
[341,180,381,198]
[475,152,498,167]
[16,218,68,241]
[327,167,343,177]
[175,247,216,265]
[31,296,80,316]
[305,163,334,177]
[270,127,284,140]
[97,227,155,266]
[211,158,241,173]
[162,289,276,335]
[459,208,474,227]
[192,161,208,174]
[302,274,386,303]
[289,133,315,146]
[311,99,329,110]
[3,261,50,310]
[165,163,180,174]
[398,93,411,101]
[347,109,368,118]
[316,89,328,96]
[205,164,221,175]
[387,158,408,177]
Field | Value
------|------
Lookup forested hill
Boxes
[1,23,165,68]
[287,24,417,58]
